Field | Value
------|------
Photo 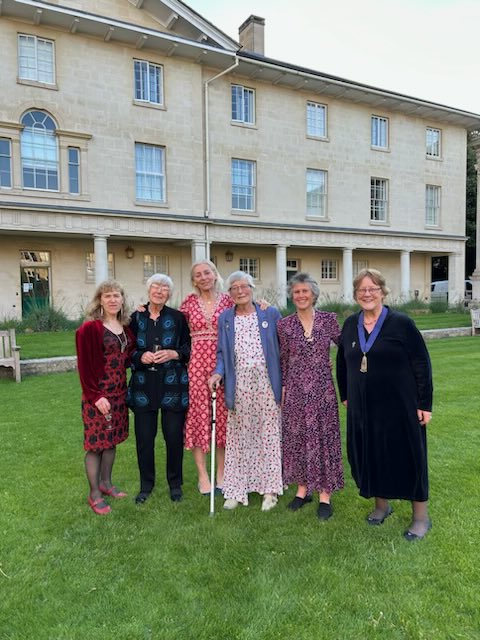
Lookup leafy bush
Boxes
[0,298,82,332]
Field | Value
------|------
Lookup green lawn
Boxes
[14,311,472,359]
[1,337,479,639]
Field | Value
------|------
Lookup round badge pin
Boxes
[262,320,268,328]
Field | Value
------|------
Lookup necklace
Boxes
[116,330,128,353]
[104,323,128,353]
[299,310,315,342]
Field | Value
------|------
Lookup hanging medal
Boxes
[357,306,388,373]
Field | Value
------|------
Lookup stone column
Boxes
[470,142,480,301]
[276,245,288,308]
[400,250,411,300]
[342,248,353,302]
[191,240,208,264]
[93,235,109,285]
[448,252,465,304]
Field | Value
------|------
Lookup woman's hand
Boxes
[281,386,286,408]
[342,400,348,407]
[417,409,432,426]
[140,351,155,365]
[208,373,222,392]
[154,349,179,364]
[257,298,270,310]
[136,304,146,312]
[94,396,111,416]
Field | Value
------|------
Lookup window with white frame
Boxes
[0,138,12,188]
[143,254,169,281]
[370,178,388,222]
[239,257,259,280]
[306,169,327,217]
[18,34,55,84]
[426,127,441,158]
[425,185,440,226]
[68,147,80,194]
[306,102,327,138]
[134,60,163,105]
[286,259,300,283]
[321,259,338,280]
[371,115,389,149]
[231,159,256,211]
[231,85,255,124]
[21,110,58,190]
[353,260,369,277]
[135,143,166,202]
[85,252,115,283]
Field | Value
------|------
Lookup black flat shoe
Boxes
[317,502,332,521]
[287,495,313,512]
[367,505,393,525]
[404,520,432,541]
[135,492,151,505]
[170,488,183,502]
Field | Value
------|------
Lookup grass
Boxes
[1,337,479,639]
[13,312,472,359]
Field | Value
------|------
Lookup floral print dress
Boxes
[180,292,233,452]
[223,312,283,504]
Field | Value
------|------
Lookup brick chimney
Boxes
[238,15,265,55]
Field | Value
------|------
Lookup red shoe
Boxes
[99,485,128,499]
[88,496,111,515]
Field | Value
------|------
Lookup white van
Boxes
[431,280,472,301]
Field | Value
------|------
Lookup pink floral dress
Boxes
[180,292,233,452]
[223,312,283,505]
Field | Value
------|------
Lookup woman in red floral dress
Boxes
[76,280,134,515]
[180,261,233,494]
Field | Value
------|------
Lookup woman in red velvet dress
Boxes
[180,260,233,494]
[76,280,134,515]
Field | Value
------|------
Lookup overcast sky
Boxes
[186,0,479,114]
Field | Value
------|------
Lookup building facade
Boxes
[1,0,479,319]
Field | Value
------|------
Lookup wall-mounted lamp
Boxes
[125,246,134,259]
[225,249,234,262]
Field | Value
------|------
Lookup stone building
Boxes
[1,0,479,318]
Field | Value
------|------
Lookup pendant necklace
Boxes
[117,329,127,353]
[300,310,315,342]
[357,306,388,373]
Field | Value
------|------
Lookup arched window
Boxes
[21,110,58,190]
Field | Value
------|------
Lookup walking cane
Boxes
[209,385,217,516]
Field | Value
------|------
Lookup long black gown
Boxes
[336,307,433,501]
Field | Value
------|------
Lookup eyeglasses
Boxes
[356,287,382,295]
[229,284,251,293]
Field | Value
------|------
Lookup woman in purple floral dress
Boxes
[278,273,344,520]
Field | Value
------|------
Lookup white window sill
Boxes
[135,199,168,208]
[306,214,329,222]
[231,121,257,130]
[231,209,258,217]
[133,100,166,111]
[369,220,390,226]
[17,78,58,91]
[426,155,443,162]
[370,146,390,153]
[306,135,329,142]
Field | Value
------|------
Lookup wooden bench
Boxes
[471,308,480,336]
[0,329,21,382]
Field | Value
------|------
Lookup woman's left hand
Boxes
[154,349,179,364]
[257,298,270,310]
[417,409,432,426]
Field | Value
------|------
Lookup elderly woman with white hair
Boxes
[129,273,190,505]
[208,271,283,511]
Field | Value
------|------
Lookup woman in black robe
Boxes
[336,269,433,540]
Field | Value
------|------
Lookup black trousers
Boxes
[134,409,185,494]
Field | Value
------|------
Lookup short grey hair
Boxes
[146,273,173,293]
[287,272,320,305]
[225,270,255,291]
